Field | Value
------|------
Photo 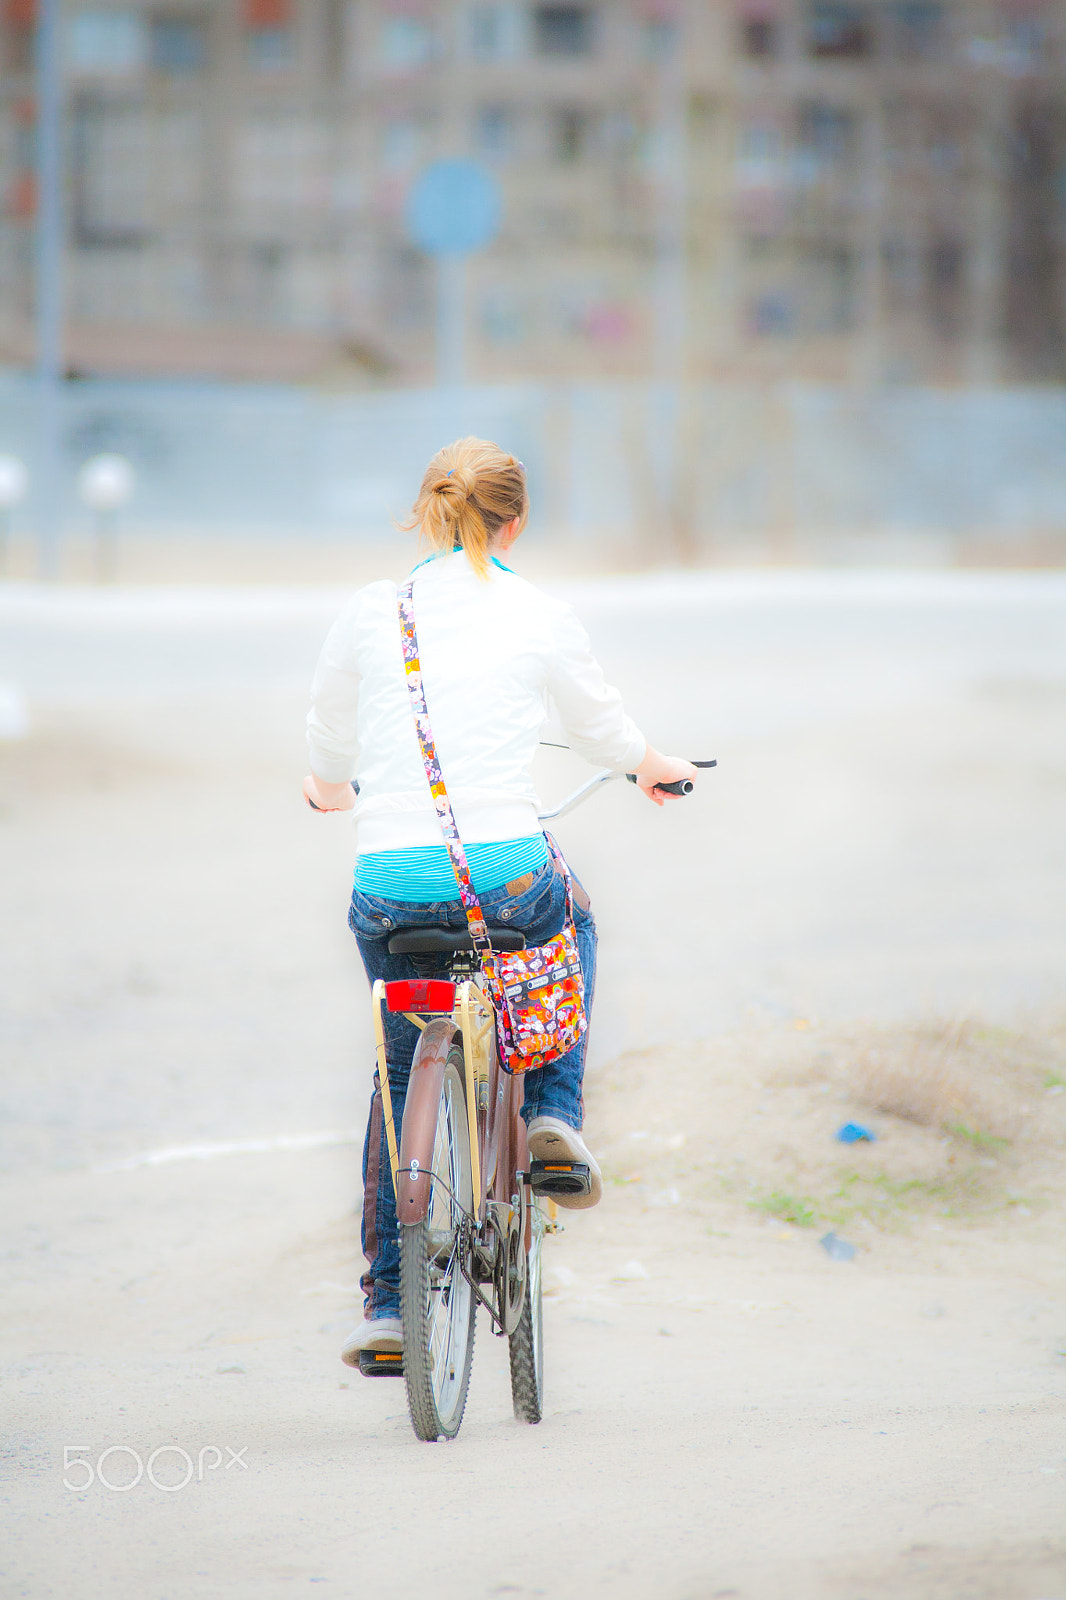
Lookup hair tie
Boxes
[445,470,454,478]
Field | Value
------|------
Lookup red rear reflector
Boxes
[384,979,456,1014]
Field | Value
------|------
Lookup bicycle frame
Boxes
[371,972,521,1222]
[366,757,711,1338]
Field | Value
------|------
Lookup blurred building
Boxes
[1,0,1064,385]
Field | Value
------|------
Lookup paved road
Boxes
[2,569,1064,1599]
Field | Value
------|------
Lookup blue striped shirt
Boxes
[354,835,548,903]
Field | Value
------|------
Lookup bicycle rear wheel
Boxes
[508,1205,544,1424]
[400,1048,476,1441]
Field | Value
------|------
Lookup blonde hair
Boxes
[404,437,528,580]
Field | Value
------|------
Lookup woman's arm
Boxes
[545,604,647,771]
[546,603,697,802]
[305,602,362,810]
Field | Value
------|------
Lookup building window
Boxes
[67,10,149,75]
[798,242,856,331]
[551,106,588,163]
[381,116,421,172]
[247,27,293,71]
[481,288,528,344]
[476,104,518,161]
[533,5,594,57]
[470,2,502,58]
[641,15,678,61]
[10,104,37,212]
[927,236,965,336]
[888,1,944,60]
[741,14,779,58]
[72,96,151,245]
[797,102,858,173]
[749,290,794,335]
[380,16,436,69]
[468,2,524,60]
[807,1,870,58]
[150,15,208,74]
[243,0,293,73]
[6,0,35,72]
[735,117,787,188]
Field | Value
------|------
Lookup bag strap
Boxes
[397,577,579,943]
[541,829,577,924]
[397,578,492,954]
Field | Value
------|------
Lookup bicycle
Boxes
[353,759,715,1442]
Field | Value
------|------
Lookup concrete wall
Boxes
[1,374,1064,558]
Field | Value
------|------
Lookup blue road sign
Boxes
[405,159,502,258]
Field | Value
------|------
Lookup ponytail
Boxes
[404,437,528,580]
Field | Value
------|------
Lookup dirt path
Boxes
[2,573,1065,1599]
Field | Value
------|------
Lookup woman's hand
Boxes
[303,774,356,812]
[633,746,700,807]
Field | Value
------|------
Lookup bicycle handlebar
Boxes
[537,759,716,820]
[310,767,715,817]
[643,778,692,795]
[623,759,715,798]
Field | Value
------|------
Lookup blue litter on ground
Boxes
[820,1231,857,1262]
[836,1121,877,1143]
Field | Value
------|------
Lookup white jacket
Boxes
[306,555,646,855]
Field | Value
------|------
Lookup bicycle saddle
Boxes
[387,926,527,955]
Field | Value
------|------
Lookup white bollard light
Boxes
[0,682,29,740]
[77,454,135,583]
[0,454,28,576]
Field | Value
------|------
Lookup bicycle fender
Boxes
[396,1018,459,1226]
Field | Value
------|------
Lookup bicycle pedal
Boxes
[529,1159,592,1198]
[357,1349,404,1378]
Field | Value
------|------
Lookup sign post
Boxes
[405,160,502,389]
[35,0,64,578]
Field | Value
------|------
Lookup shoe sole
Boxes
[341,1341,403,1369]
[340,1327,403,1367]
[528,1127,602,1210]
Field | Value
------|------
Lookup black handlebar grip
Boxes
[655,779,693,796]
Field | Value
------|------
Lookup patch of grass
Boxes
[946,1121,1010,1154]
[749,1190,818,1228]
[821,1164,995,1229]
[1045,1073,1066,1090]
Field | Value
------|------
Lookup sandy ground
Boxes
[2,566,1065,1600]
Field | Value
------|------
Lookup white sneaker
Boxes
[527,1116,603,1210]
[340,1315,402,1368]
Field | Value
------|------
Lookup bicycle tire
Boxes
[508,1209,544,1424]
[400,1049,476,1441]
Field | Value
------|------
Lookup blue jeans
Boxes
[348,856,597,1319]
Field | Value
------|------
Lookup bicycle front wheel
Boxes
[400,1048,476,1441]
[508,1204,545,1424]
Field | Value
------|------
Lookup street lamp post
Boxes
[77,454,135,583]
[35,0,64,580]
[650,3,695,564]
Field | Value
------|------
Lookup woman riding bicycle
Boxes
[304,437,695,1367]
